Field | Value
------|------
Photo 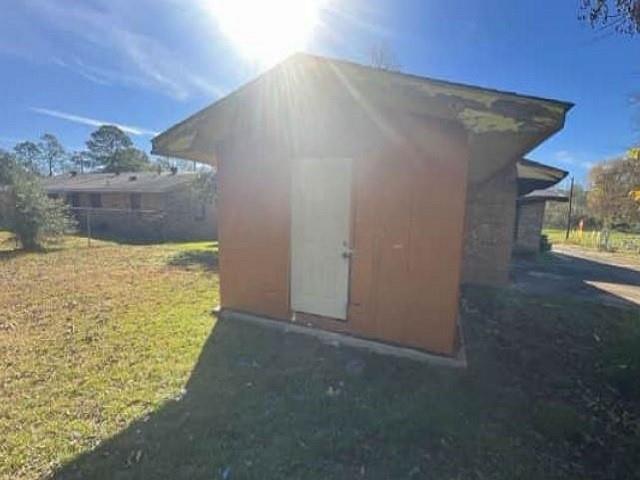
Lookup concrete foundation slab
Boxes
[218,309,467,368]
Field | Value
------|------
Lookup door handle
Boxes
[342,248,354,259]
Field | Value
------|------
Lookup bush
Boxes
[7,174,76,250]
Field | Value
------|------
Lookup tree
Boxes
[587,154,640,228]
[104,147,151,173]
[0,149,19,184]
[86,125,150,173]
[3,169,75,250]
[368,41,401,71]
[579,0,640,34]
[544,183,595,229]
[39,133,67,176]
[70,151,91,173]
[13,141,43,174]
[154,155,200,172]
[192,170,217,204]
[86,125,134,169]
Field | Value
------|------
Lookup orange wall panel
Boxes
[218,118,469,355]
[217,140,291,319]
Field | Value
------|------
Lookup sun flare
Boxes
[207,0,326,65]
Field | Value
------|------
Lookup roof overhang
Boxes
[518,188,569,204]
[152,54,573,183]
[40,172,198,194]
[517,158,569,196]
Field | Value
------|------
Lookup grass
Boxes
[1,232,640,479]
[545,227,640,254]
[0,232,218,479]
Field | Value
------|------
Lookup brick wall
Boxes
[461,163,517,287]
[69,189,217,242]
[514,201,545,254]
[163,189,218,240]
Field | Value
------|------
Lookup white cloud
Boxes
[30,107,158,136]
[52,58,113,86]
[9,0,225,100]
[554,150,575,165]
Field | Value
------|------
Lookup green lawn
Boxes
[0,233,219,479]
[1,233,639,479]
[545,227,640,254]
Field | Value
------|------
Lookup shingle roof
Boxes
[519,188,569,204]
[517,159,568,196]
[151,53,573,185]
[42,171,198,194]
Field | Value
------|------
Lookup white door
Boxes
[291,157,352,320]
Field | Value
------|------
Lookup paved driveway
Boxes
[512,245,640,308]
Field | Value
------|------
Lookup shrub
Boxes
[7,174,76,250]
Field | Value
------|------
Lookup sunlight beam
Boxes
[205,0,327,65]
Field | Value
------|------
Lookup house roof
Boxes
[152,53,573,183]
[519,188,569,204]
[516,158,568,196]
[42,171,199,194]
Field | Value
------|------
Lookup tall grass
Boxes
[544,228,640,254]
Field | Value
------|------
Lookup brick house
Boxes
[43,171,217,241]
[514,189,568,255]
[462,158,568,286]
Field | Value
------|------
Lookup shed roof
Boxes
[517,158,568,196]
[42,171,198,194]
[519,188,569,204]
[152,53,572,183]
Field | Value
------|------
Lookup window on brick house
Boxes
[130,193,142,210]
[68,193,80,208]
[195,203,206,221]
[90,193,102,208]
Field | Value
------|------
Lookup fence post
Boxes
[87,209,92,247]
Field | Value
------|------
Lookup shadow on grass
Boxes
[167,250,219,271]
[49,290,640,480]
[512,250,640,309]
[50,320,488,480]
[78,231,171,246]
[0,250,28,261]
[74,229,218,246]
[0,243,61,260]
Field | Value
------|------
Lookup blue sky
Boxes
[1,0,639,185]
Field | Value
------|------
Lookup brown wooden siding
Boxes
[217,119,469,355]
[218,139,291,319]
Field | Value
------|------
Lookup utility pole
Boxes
[565,176,574,240]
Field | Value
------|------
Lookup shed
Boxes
[152,53,571,356]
